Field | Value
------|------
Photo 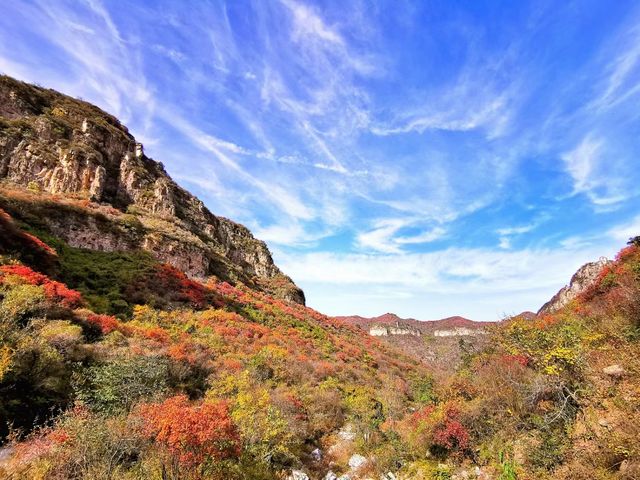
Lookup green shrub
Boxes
[74,355,169,413]
[0,283,47,324]
[412,375,437,404]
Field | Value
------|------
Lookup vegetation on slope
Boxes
[1,189,639,479]
[0,204,432,479]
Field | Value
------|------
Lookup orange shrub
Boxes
[137,395,240,467]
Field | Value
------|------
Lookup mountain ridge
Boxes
[336,312,492,331]
[0,75,304,304]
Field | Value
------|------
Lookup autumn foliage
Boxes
[0,264,82,308]
[4,187,640,479]
[137,395,240,467]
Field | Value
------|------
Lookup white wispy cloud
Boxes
[496,223,538,236]
[608,215,640,242]
[561,134,628,207]
[280,0,344,46]
[356,218,447,253]
[590,25,640,112]
[496,217,548,249]
[278,244,613,294]
[396,227,447,245]
[371,94,509,137]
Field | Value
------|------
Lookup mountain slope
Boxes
[0,75,303,304]
[0,199,431,479]
[0,77,433,480]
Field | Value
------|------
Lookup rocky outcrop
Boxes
[538,258,610,315]
[433,327,487,337]
[0,75,304,304]
[369,322,422,337]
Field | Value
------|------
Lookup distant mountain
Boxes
[336,312,491,335]
[336,313,494,371]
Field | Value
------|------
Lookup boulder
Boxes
[603,364,625,379]
[348,454,367,469]
[338,424,356,441]
[287,470,310,480]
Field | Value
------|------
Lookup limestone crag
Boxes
[433,327,487,337]
[369,322,422,337]
[538,258,610,315]
[0,75,304,304]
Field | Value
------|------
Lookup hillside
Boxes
[0,75,303,304]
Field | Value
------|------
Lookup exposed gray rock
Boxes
[603,364,625,379]
[287,470,310,480]
[348,454,367,469]
[538,258,610,314]
[0,75,304,304]
[311,448,322,461]
[338,424,356,441]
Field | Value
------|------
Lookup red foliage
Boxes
[46,428,70,445]
[138,395,240,467]
[21,232,57,256]
[85,313,133,336]
[500,354,529,367]
[432,405,470,451]
[142,326,171,344]
[153,264,209,308]
[410,405,436,426]
[42,281,83,308]
[0,208,57,269]
[167,341,200,364]
[615,244,638,262]
[219,357,243,372]
[0,264,82,308]
[313,360,336,378]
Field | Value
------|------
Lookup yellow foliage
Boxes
[0,345,12,381]
[208,370,294,463]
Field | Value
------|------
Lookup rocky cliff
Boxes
[538,258,610,315]
[0,75,304,304]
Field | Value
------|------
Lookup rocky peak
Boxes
[0,75,304,304]
[538,257,610,315]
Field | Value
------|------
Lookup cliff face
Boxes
[538,258,610,315]
[0,75,304,304]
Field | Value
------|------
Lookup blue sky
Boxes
[2,0,640,320]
